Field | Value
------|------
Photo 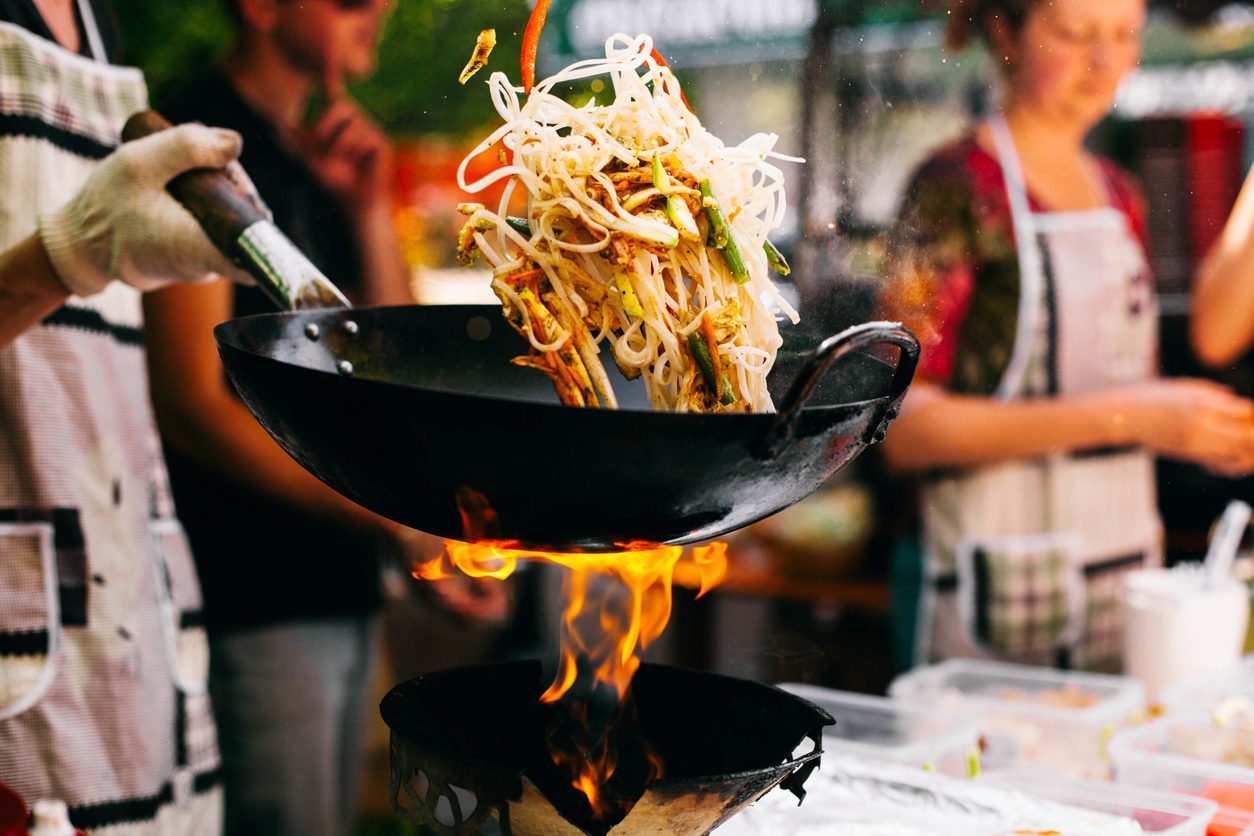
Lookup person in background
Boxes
[0,0,259,830]
[878,0,1254,672]
[143,1,509,834]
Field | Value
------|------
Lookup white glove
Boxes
[38,123,256,298]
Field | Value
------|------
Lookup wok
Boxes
[126,112,919,551]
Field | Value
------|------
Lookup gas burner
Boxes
[382,660,832,835]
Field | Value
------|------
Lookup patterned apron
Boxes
[918,115,1163,672]
[0,5,221,833]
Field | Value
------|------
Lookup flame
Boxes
[411,537,728,819]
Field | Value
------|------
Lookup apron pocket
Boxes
[151,518,209,694]
[0,522,61,719]
[956,532,1086,658]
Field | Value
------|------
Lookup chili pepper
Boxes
[698,181,749,283]
[764,239,791,276]
[698,180,730,249]
[521,0,553,93]
[649,47,693,113]
[506,216,532,237]
[720,234,748,283]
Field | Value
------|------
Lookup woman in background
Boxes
[880,0,1254,671]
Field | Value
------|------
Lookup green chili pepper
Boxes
[698,180,730,249]
[764,239,791,276]
[505,216,532,237]
[698,180,748,282]
[688,331,735,404]
[721,235,748,283]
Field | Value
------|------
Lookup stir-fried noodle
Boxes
[456,34,801,413]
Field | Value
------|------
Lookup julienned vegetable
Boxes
[520,0,553,93]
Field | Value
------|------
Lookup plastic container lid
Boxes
[778,683,982,776]
[981,766,1218,835]
[889,659,1146,720]
[889,659,1147,779]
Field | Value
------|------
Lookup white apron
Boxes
[918,116,1163,672]
[0,5,221,833]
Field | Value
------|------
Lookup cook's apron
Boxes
[917,115,1163,672]
[0,6,221,833]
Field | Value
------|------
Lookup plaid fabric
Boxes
[972,544,1075,657]
[0,21,144,150]
[1077,557,1146,673]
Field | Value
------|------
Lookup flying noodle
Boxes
[456,33,801,413]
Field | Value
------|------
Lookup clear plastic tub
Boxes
[778,683,983,777]
[981,766,1219,835]
[888,659,1147,779]
[1109,719,1254,836]
[1161,662,1254,720]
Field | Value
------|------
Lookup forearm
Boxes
[352,203,412,306]
[880,385,1133,471]
[1193,170,1254,366]
[0,234,70,349]
[155,388,390,538]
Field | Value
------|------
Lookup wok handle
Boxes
[760,321,919,459]
[121,110,268,258]
[121,110,351,311]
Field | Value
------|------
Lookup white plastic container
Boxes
[889,658,1147,779]
[1109,718,1254,835]
[981,766,1218,835]
[778,683,982,777]
[1161,659,1254,720]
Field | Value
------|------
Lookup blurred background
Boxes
[106,0,1254,830]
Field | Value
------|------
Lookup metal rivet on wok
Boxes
[304,323,320,340]
[337,360,354,376]
[342,320,359,336]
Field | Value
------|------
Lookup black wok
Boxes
[216,307,916,550]
[125,111,919,551]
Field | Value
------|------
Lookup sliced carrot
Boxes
[521,0,554,93]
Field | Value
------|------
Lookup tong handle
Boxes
[121,109,268,261]
[122,109,350,311]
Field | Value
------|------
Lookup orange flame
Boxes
[411,538,728,816]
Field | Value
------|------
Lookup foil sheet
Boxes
[719,755,1143,835]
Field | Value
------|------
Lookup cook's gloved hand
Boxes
[37,123,256,298]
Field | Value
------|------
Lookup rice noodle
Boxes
[457,33,800,413]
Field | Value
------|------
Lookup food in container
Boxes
[982,766,1218,835]
[1109,718,1254,836]
[889,659,1146,779]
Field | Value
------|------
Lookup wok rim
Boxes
[380,659,834,787]
[214,307,897,421]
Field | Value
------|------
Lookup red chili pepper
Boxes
[521,0,553,93]
[650,47,693,113]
